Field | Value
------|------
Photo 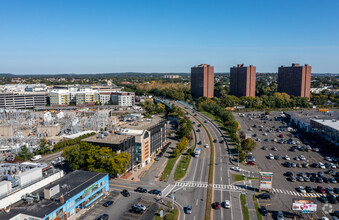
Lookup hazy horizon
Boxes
[1,0,338,74]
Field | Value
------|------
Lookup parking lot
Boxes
[80,190,159,220]
[235,111,339,219]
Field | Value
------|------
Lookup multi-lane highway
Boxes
[172,110,210,220]
[174,100,243,220]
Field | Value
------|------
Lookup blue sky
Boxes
[0,0,338,74]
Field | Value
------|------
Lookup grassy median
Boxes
[160,155,179,181]
[232,173,245,181]
[240,194,250,220]
[174,150,193,181]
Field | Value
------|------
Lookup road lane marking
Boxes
[196,200,198,206]
[109,184,136,190]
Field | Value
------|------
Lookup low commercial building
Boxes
[164,75,180,79]
[83,133,136,171]
[311,119,339,147]
[284,110,339,132]
[0,170,108,220]
[123,116,167,158]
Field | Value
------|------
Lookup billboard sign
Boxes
[259,172,273,190]
[292,199,317,212]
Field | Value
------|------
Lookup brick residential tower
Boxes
[230,64,256,97]
[191,64,214,98]
[278,63,311,98]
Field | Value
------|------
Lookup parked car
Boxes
[133,204,146,211]
[326,187,334,195]
[259,206,268,216]
[130,206,144,214]
[204,144,209,148]
[257,193,270,200]
[231,167,241,172]
[95,214,109,220]
[317,186,326,194]
[289,176,296,182]
[298,186,306,193]
[121,189,130,197]
[325,157,332,162]
[305,186,313,193]
[297,176,304,182]
[285,171,293,176]
[328,195,337,204]
[103,201,114,207]
[319,196,328,203]
[247,161,256,165]
[284,155,290,160]
[284,162,291,168]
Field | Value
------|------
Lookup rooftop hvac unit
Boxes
[44,184,60,199]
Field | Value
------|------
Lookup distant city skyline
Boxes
[0,0,338,74]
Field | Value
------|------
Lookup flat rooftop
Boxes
[83,133,132,145]
[284,109,339,125]
[0,170,107,219]
[122,115,165,131]
[312,119,339,131]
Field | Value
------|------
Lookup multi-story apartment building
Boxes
[49,90,70,106]
[111,92,135,107]
[191,64,214,98]
[278,63,312,98]
[75,90,99,106]
[230,64,256,97]
[120,129,151,167]
[99,92,112,105]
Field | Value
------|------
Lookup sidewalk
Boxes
[246,193,258,220]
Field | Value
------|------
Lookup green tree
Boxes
[155,103,166,113]
[241,138,257,154]
[16,145,34,161]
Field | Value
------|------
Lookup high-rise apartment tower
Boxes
[230,64,256,97]
[278,63,311,98]
[191,64,214,98]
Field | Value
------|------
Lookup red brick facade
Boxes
[230,64,256,97]
[191,64,214,98]
[278,63,311,98]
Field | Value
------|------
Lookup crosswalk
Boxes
[174,181,243,191]
[272,188,322,197]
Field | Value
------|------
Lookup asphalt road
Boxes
[174,101,243,220]
[172,109,210,220]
